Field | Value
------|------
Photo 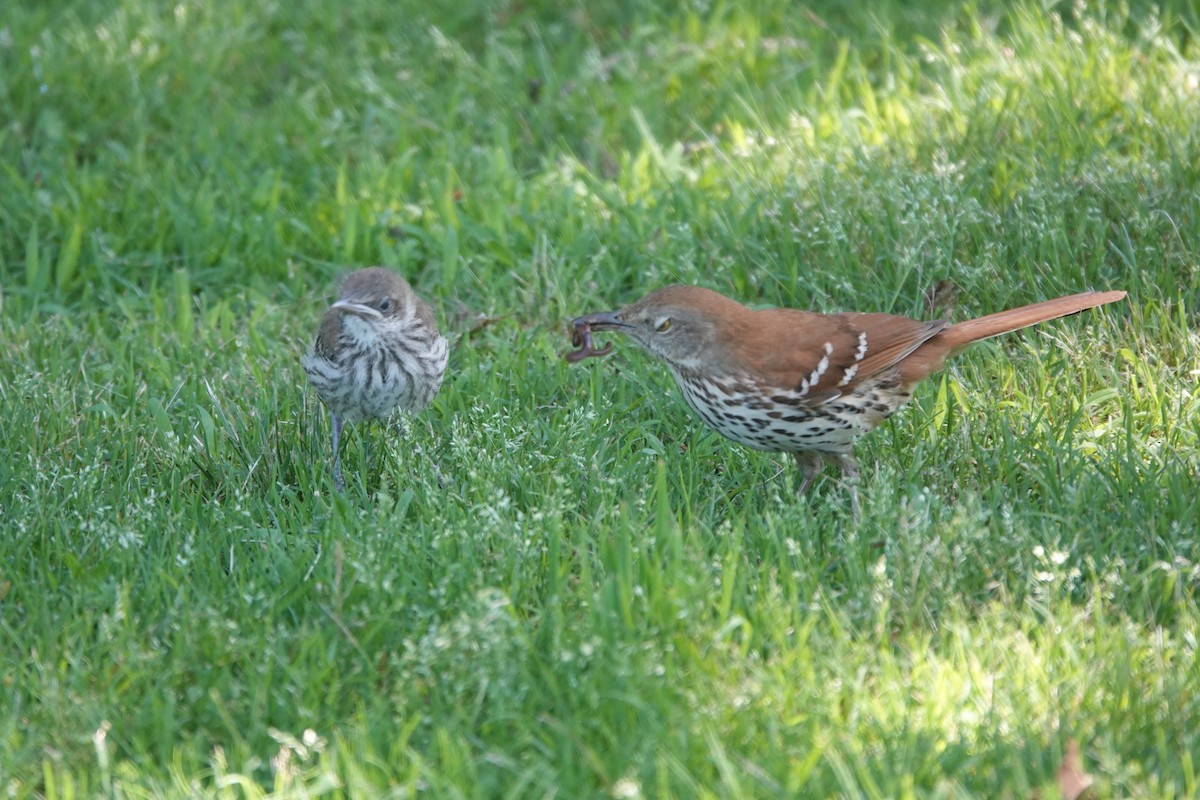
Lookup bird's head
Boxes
[568,285,747,371]
[330,267,414,325]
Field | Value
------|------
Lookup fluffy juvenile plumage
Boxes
[303,268,448,489]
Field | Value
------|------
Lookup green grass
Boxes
[2,0,1199,796]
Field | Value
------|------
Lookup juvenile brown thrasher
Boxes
[303,268,448,490]
[570,285,1125,517]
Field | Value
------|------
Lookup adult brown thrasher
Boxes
[569,285,1125,517]
[303,268,449,490]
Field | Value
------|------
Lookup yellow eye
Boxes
[655,318,671,333]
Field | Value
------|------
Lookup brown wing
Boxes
[410,292,441,335]
[313,309,345,360]
[746,308,949,402]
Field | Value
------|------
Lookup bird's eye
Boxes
[655,318,671,333]
[378,298,391,311]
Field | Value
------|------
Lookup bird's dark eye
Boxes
[378,297,391,311]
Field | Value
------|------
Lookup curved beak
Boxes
[331,300,383,320]
[570,310,630,331]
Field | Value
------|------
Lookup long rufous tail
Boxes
[944,290,1126,349]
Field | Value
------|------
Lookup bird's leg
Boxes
[793,451,826,496]
[330,412,345,492]
[794,451,861,520]
[832,453,861,521]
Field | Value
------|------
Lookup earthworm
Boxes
[565,322,613,363]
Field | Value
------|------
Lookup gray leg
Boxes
[832,453,861,521]
[793,451,826,496]
[331,412,345,492]
[794,451,861,521]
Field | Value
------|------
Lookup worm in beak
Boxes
[565,319,615,362]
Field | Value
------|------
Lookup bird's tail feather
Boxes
[944,290,1126,348]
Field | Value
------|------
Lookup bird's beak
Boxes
[331,300,383,320]
[570,310,630,331]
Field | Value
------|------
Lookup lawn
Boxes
[1,0,1198,796]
